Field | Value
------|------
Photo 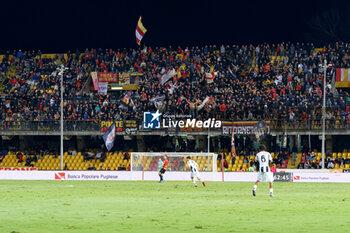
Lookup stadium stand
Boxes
[1,42,350,171]
[1,43,349,125]
[0,149,349,171]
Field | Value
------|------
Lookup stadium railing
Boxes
[270,119,350,131]
[0,119,349,132]
[0,121,100,131]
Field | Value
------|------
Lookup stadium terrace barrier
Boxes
[0,171,350,182]
[0,121,100,132]
[277,169,330,173]
[1,119,350,133]
[270,119,350,131]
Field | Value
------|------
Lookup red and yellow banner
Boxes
[98,73,118,82]
[0,167,37,171]
[336,68,350,88]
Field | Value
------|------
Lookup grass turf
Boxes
[0,180,349,233]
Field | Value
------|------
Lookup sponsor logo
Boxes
[55,172,66,180]
[293,175,330,181]
[143,110,162,129]
[163,118,221,129]
[143,111,222,130]
[66,174,119,180]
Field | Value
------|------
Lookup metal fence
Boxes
[0,119,349,132]
[270,119,350,131]
[1,121,100,131]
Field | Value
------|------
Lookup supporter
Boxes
[100,152,106,162]
[83,152,90,161]
[243,156,249,164]
[1,43,350,172]
[223,160,228,169]
[276,151,284,166]
[298,162,304,169]
[292,146,298,164]
[17,152,23,163]
[327,160,334,169]
[96,151,102,161]
[123,152,130,160]
[306,152,311,162]
[1,43,349,128]
[231,156,236,165]
[310,152,316,161]
[304,161,311,169]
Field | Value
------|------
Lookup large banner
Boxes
[100,121,124,133]
[100,120,138,134]
[222,121,270,135]
[0,171,130,180]
[130,72,144,84]
[119,73,130,85]
[91,72,99,90]
[254,121,267,142]
[1,171,350,182]
[98,73,118,82]
[336,68,350,88]
[41,54,57,59]
[98,82,108,95]
[0,167,37,171]
[292,172,350,182]
[124,120,138,135]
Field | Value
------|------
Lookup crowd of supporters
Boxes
[1,42,350,127]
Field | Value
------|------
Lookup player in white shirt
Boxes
[252,145,274,197]
[186,156,206,187]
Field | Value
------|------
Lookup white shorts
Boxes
[191,169,200,179]
[257,172,274,182]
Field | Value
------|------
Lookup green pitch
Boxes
[0,180,349,233]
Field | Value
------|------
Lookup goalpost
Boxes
[130,152,217,180]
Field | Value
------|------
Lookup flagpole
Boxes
[57,65,68,171]
[221,153,224,182]
[321,60,327,169]
[207,126,210,153]
[142,155,145,181]
[231,122,235,157]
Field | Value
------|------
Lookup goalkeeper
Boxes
[157,158,164,172]
[158,155,168,183]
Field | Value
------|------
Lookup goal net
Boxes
[130,152,217,173]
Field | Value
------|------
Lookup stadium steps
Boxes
[286,153,302,169]
[1,151,348,171]
[0,151,131,171]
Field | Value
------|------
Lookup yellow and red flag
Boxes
[136,16,147,46]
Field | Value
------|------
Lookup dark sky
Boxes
[0,0,347,52]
